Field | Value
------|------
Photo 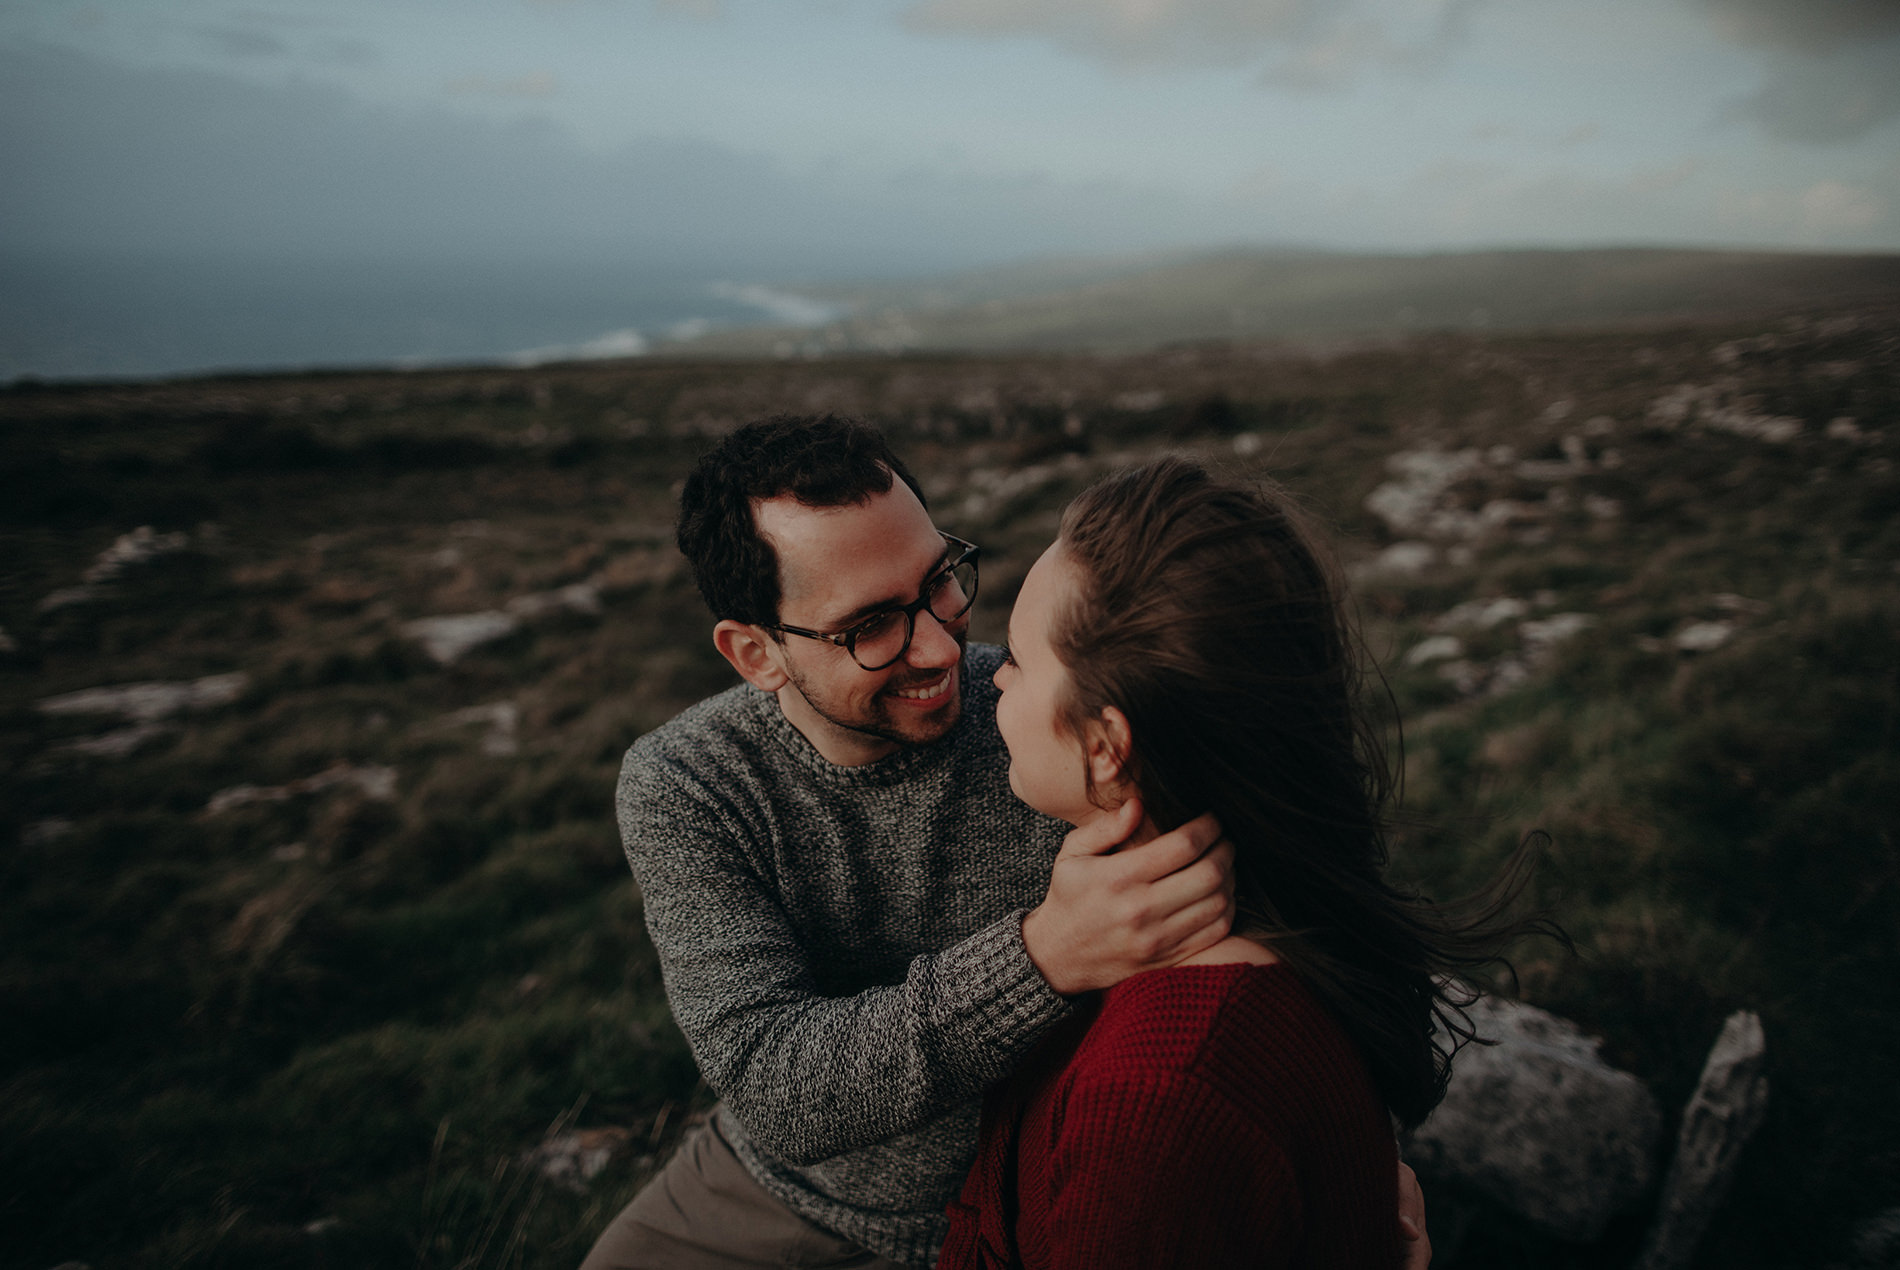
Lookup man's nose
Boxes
[906,608,962,668]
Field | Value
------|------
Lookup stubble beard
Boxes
[785,638,967,751]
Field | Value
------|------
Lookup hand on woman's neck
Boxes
[1074,799,1279,969]
[1068,795,1157,850]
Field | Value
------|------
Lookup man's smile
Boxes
[888,667,956,703]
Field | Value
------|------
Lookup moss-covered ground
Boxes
[3,301,1895,1268]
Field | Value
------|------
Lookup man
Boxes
[583,416,1422,1268]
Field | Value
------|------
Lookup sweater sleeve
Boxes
[620,759,1070,1166]
[1044,1070,1302,1269]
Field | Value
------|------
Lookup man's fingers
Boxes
[1147,887,1236,958]
[1110,812,1224,881]
[1097,846,1233,961]
[1056,796,1144,859]
[1175,811,1222,854]
[1133,837,1234,916]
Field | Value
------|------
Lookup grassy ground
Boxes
[2,301,1896,1268]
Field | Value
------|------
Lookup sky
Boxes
[3,0,1898,277]
[2,0,1898,379]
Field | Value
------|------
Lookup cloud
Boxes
[1797,179,1886,234]
[1698,0,1900,55]
[194,24,291,58]
[905,0,1314,64]
[1723,43,1900,143]
[1695,0,1900,143]
[1715,178,1890,243]
[1258,18,1390,89]
[902,0,1481,86]
[444,70,560,98]
[322,38,379,66]
[1261,0,1480,89]
[1626,158,1702,193]
[1300,154,1897,251]
[0,43,1241,272]
[177,12,376,66]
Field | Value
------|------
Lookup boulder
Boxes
[1635,1011,1770,1270]
[1406,995,1661,1242]
[1835,1206,1900,1268]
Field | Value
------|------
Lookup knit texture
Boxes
[941,962,1400,1269]
[616,643,1071,1267]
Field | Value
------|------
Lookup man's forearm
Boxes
[655,904,1068,1165]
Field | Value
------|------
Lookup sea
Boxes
[0,252,843,383]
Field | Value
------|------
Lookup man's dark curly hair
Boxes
[676,414,927,627]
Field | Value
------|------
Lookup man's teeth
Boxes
[892,674,951,701]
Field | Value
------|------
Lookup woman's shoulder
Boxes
[1080,962,1373,1106]
[1079,962,1295,1072]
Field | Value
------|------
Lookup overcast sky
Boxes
[4,0,1898,277]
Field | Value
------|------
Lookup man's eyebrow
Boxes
[823,543,956,629]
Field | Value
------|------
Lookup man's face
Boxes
[753,478,968,765]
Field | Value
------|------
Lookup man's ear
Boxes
[1084,705,1134,793]
[713,620,790,692]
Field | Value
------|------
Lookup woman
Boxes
[941,457,1546,1269]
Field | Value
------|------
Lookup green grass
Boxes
[2,301,1896,1267]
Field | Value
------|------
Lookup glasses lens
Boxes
[928,558,978,623]
[850,609,911,670]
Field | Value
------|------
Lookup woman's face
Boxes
[993,542,1102,827]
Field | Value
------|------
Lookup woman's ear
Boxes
[1084,705,1134,793]
[713,620,790,692]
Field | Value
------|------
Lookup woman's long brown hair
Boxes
[1053,456,1559,1129]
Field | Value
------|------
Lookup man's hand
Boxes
[1020,799,1235,997]
[1399,1160,1431,1269]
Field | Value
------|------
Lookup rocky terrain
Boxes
[2,298,1896,1268]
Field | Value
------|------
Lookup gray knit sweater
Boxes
[615,643,1071,1266]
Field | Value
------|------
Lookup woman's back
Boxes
[945,962,1399,1269]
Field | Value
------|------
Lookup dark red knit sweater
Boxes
[940,962,1398,1269]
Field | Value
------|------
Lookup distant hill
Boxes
[666,247,1900,356]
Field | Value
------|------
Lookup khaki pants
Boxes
[580,1114,910,1270]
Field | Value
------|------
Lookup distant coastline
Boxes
[7,245,1897,384]
[0,250,842,383]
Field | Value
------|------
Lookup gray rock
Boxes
[521,1127,631,1192]
[506,581,601,619]
[83,525,190,584]
[37,672,249,723]
[1673,620,1736,653]
[403,585,601,665]
[37,526,195,613]
[1636,1011,1770,1270]
[1366,541,1439,578]
[55,721,176,758]
[1406,995,1661,1242]
[205,763,397,814]
[1404,635,1465,667]
[403,611,519,664]
[1835,1206,1900,1269]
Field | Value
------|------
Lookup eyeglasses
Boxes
[768,534,980,671]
